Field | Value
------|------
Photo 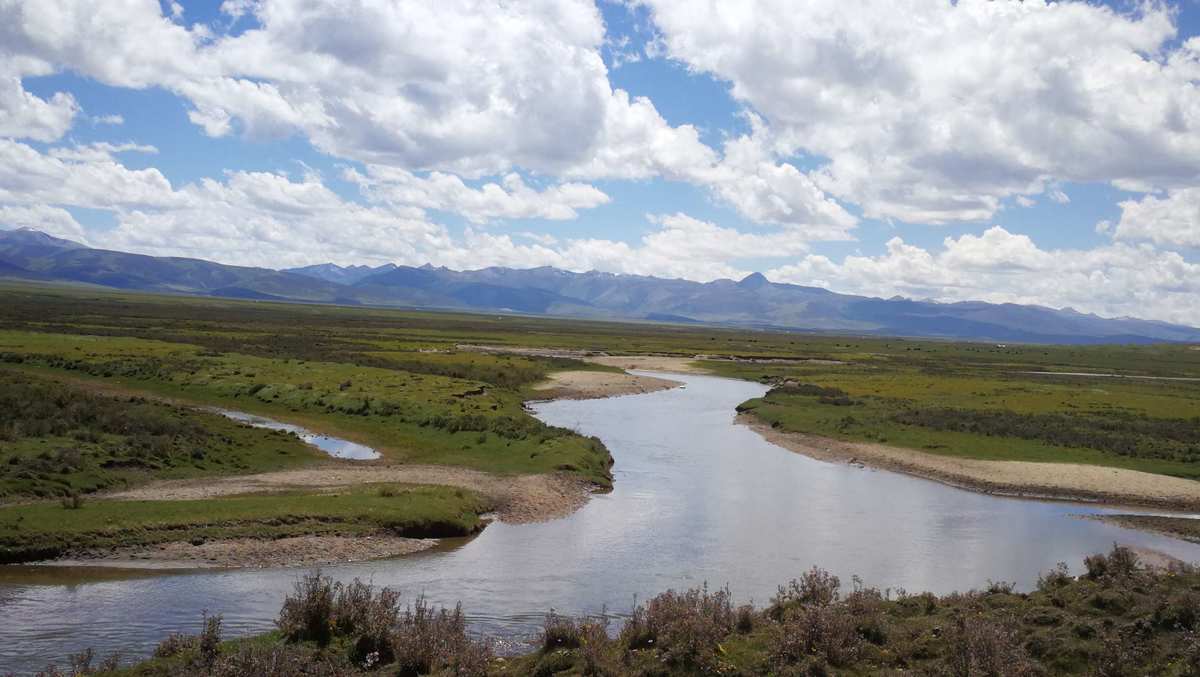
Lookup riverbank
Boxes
[36,534,437,570]
[1089,514,1200,545]
[531,369,682,400]
[741,414,1200,512]
[104,463,596,524]
[14,465,595,570]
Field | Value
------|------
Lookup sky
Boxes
[0,0,1198,326]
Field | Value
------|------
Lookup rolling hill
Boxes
[2,227,1197,344]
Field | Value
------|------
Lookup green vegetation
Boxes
[40,546,1200,676]
[0,483,488,563]
[1,281,1199,565]
[731,364,1200,480]
[0,314,615,488]
[0,369,323,499]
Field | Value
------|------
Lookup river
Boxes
[2,371,1199,671]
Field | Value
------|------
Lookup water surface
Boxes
[212,408,381,460]
[3,372,1199,671]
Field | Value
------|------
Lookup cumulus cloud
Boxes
[0,139,179,209]
[0,0,854,237]
[641,0,1200,223]
[0,204,86,242]
[0,0,1196,327]
[1111,188,1200,248]
[96,171,452,268]
[345,166,611,223]
[769,226,1200,325]
[0,76,78,141]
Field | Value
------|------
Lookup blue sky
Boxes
[1,0,1198,325]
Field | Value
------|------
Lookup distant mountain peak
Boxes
[738,272,770,289]
[2,231,1198,344]
[2,228,84,249]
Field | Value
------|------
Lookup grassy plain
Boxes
[0,484,487,563]
[724,359,1200,481]
[1,282,1199,563]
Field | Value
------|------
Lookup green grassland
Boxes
[0,326,614,487]
[720,359,1200,480]
[0,483,488,563]
[1,282,1199,566]
[0,368,325,499]
[2,282,1199,485]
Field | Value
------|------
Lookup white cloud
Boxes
[1111,188,1200,248]
[641,0,1200,223]
[0,204,86,242]
[769,226,1200,326]
[685,117,857,237]
[48,141,157,163]
[91,113,124,126]
[0,0,854,238]
[0,139,179,209]
[0,75,78,141]
[345,167,611,223]
[95,171,452,268]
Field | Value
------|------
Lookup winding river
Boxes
[3,372,1200,672]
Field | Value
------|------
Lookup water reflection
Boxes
[2,372,1199,671]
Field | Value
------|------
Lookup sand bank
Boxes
[741,415,1200,512]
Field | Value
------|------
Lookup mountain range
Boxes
[1,227,1196,345]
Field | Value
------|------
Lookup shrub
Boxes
[198,612,222,669]
[576,616,614,677]
[153,632,197,659]
[1036,562,1072,592]
[277,571,337,645]
[735,604,756,634]
[619,584,734,672]
[770,567,841,620]
[392,596,488,676]
[985,579,1016,595]
[542,612,582,651]
[769,603,862,669]
[1085,544,1140,581]
[941,611,1038,677]
[336,581,403,666]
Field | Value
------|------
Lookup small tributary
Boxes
[3,372,1200,672]
[210,409,381,460]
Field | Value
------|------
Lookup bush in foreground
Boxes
[29,544,1200,676]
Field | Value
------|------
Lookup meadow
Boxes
[1,281,1199,561]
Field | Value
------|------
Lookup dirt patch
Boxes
[42,535,436,570]
[532,370,681,400]
[740,414,1200,512]
[584,355,710,374]
[104,464,594,524]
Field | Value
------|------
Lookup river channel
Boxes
[2,371,1198,671]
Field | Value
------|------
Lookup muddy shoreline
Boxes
[740,414,1200,513]
[40,535,438,570]
[530,369,682,400]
